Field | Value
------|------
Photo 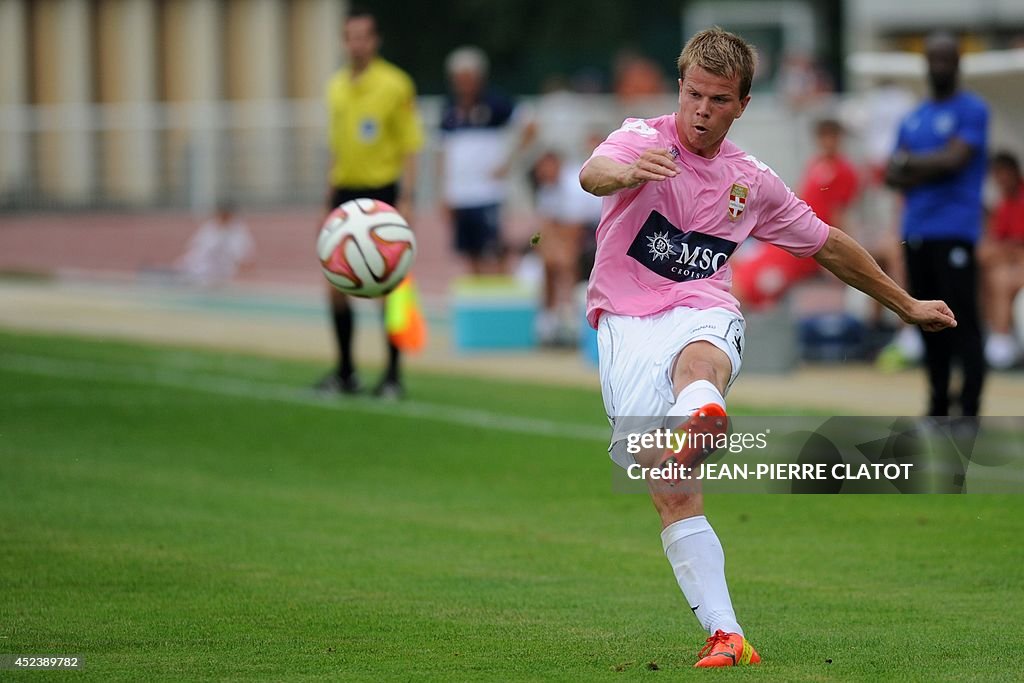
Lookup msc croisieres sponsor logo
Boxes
[626,210,738,282]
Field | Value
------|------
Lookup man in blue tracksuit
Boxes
[886,33,988,416]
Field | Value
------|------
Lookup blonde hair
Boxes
[677,27,758,99]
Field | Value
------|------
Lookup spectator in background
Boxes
[316,8,424,399]
[530,150,603,346]
[777,51,832,109]
[798,120,859,233]
[613,50,669,102]
[732,119,859,308]
[177,200,254,288]
[439,46,521,275]
[979,151,1024,368]
[885,32,989,417]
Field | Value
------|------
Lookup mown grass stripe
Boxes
[0,353,608,442]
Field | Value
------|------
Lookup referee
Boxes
[885,33,988,416]
[316,8,423,399]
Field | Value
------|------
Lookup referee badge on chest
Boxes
[359,117,379,142]
[727,183,748,221]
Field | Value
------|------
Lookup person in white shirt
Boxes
[439,46,523,274]
[531,149,603,345]
[178,201,254,287]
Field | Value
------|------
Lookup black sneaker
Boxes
[372,378,405,401]
[314,372,361,395]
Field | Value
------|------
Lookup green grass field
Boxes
[2,329,1022,681]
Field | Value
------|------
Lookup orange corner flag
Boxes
[385,276,427,352]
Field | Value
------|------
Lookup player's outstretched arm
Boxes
[813,226,957,332]
[579,149,678,197]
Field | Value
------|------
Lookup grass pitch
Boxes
[1,330,1022,681]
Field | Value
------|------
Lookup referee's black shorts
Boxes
[328,184,398,212]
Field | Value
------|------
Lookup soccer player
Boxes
[885,32,988,416]
[579,28,955,667]
[316,8,424,399]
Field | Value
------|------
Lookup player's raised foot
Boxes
[694,630,760,668]
[659,403,729,474]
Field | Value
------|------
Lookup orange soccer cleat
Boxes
[659,403,729,472]
[694,630,761,668]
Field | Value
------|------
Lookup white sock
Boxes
[666,379,725,424]
[661,515,742,636]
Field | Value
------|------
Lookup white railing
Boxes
[0,99,331,211]
[0,93,837,212]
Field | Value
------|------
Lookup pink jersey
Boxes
[585,114,830,328]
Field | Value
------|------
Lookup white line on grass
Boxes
[0,353,608,442]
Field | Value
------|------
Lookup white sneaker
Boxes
[535,310,559,345]
[896,326,924,364]
[985,333,1020,370]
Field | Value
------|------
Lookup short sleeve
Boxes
[836,162,860,207]
[588,118,657,166]
[752,168,831,257]
[494,93,519,127]
[324,77,340,152]
[991,204,1010,241]
[956,100,988,151]
[230,224,255,261]
[892,119,908,155]
[393,75,424,155]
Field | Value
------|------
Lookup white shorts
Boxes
[597,306,745,468]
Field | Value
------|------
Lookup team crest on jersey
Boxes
[933,111,956,137]
[728,183,749,221]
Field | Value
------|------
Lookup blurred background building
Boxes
[1,0,1023,211]
[1,0,344,211]
[3,0,1024,377]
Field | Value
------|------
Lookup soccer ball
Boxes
[317,198,416,297]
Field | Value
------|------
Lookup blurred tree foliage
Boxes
[370,0,686,94]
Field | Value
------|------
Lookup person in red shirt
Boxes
[979,151,1024,368]
[733,119,859,308]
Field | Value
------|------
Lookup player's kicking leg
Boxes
[651,341,759,668]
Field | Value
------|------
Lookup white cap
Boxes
[446,46,489,77]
